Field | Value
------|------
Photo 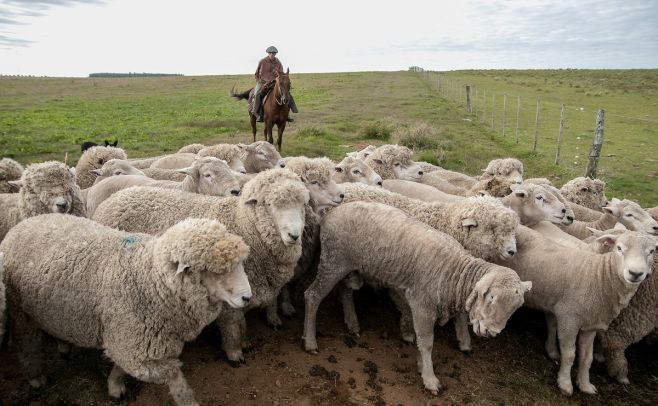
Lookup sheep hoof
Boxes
[617,376,630,385]
[558,379,573,396]
[458,344,472,353]
[429,389,440,396]
[29,375,47,389]
[578,382,597,395]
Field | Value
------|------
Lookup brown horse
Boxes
[230,68,292,152]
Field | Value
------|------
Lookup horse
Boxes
[230,68,292,152]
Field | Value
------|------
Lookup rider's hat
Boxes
[266,46,278,54]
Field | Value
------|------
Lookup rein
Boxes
[275,78,289,106]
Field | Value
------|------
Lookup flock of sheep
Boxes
[0,140,656,405]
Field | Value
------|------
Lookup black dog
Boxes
[81,140,118,152]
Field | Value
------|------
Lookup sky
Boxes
[0,0,657,77]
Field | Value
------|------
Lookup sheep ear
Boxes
[90,169,102,176]
[175,263,191,276]
[462,218,478,228]
[521,281,532,293]
[595,234,618,247]
[602,205,621,217]
[177,167,196,177]
[8,180,23,189]
[465,289,477,312]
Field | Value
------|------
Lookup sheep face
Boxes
[597,231,657,283]
[605,199,658,236]
[539,185,574,225]
[199,145,247,174]
[180,157,241,197]
[465,271,530,338]
[285,157,345,214]
[20,163,79,215]
[239,141,284,172]
[334,157,383,186]
[481,158,524,185]
[532,185,569,225]
[201,263,252,308]
[226,157,247,174]
[92,159,145,178]
[504,184,549,226]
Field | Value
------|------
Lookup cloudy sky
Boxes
[0,0,657,77]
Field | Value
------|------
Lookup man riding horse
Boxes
[253,46,298,122]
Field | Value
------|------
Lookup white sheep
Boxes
[0,214,251,405]
[151,144,247,174]
[501,226,656,395]
[0,161,85,241]
[303,201,531,394]
[90,159,145,185]
[0,158,24,193]
[333,156,383,186]
[560,176,608,210]
[74,146,127,189]
[364,144,423,181]
[85,157,241,217]
[141,167,187,181]
[92,169,309,365]
[239,141,286,173]
[177,143,206,154]
[346,145,376,160]
[382,179,464,202]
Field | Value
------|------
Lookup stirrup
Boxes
[256,115,264,122]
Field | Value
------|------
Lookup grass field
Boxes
[0,70,656,206]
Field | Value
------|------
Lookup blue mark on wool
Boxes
[121,235,139,247]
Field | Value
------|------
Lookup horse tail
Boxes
[229,84,253,101]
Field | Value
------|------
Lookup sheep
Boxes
[303,201,531,394]
[75,146,127,189]
[127,156,162,169]
[500,226,656,395]
[0,158,24,193]
[560,176,608,210]
[150,153,198,169]
[198,144,247,174]
[333,156,383,186]
[364,144,423,181]
[178,143,206,154]
[0,214,251,405]
[0,252,5,347]
[267,157,345,325]
[239,141,286,173]
[481,157,524,184]
[90,159,145,185]
[382,179,463,202]
[646,206,658,221]
[0,161,85,241]
[560,198,658,239]
[141,167,187,181]
[584,228,658,384]
[85,157,241,217]
[567,201,604,222]
[92,169,309,365]
[419,172,468,195]
[346,144,376,160]
[416,161,443,174]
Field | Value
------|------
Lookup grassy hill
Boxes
[0,70,656,205]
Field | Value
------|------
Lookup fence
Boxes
[413,69,658,204]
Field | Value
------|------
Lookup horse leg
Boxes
[250,114,257,143]
[277,121,286,152]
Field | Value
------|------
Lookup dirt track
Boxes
[0,288,656,405]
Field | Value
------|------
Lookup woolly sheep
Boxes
[648,206,658,221]
[127,156,162,169]
[333,156,382,186]
[75,146,127,189]
[419,172,468,195]
[178,143,206,154]
[0,158,24,193]
[382,179,463,203]
[85,157,241,217]
[364,144,423,182]
[239,141,286,173]
[93,169,309,364]
[150,153,198,169]
[567,201,603,222]
[198,144,247,174]
[560,177,608,210]
[500,226,656,395]
[0,161,85,241]
[346,145,376,160]
[303,201,531,393]
[0,252,5,347]
[90,159,145,185]
[560,198,657,239]
[481,157,524,184]
[1,214,251,405]
[142,167,187,181]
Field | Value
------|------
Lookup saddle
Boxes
[249,80,276,109]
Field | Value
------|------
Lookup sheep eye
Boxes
[394,162,400,166]
[617,246,622,251]
[311,180,320,185]
[625,213,633,217]
[353,170,361,175]
[114,171,122,176]
[649,249,655,255]
[536,195,543,201]
[204,173,212,178]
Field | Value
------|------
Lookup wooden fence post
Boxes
[466,85,472,113]
[491,93,496,129]
[585,109,605,178]
[474,88,479,118]
[533,98,540,152]
[502,94,508,137]
[555,104,565,165]
[482,89,487,122]
[515,96,521,144]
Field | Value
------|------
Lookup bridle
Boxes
[275,75,290,106]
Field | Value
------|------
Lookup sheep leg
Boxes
[13,309,46,388]
[338,282,360,336]
[216,308,247,366]
[265,300,282,330]
[545,313,560,361]
[602,343,630,384]
[124,360,198,406]
[555,320,579,396]
[107,364,127,401]
[279,285,296,317]
[576,330,597,394]
[388,288,415,344]
[408,297,440,395]
[454,312,471,352]
[303,265,351,353]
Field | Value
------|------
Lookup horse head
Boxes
[275,68,291,106]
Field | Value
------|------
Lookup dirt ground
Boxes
[0,288,656,406]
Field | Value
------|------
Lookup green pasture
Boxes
[0,70,656,206]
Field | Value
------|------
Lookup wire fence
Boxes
[411,69,658,203]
